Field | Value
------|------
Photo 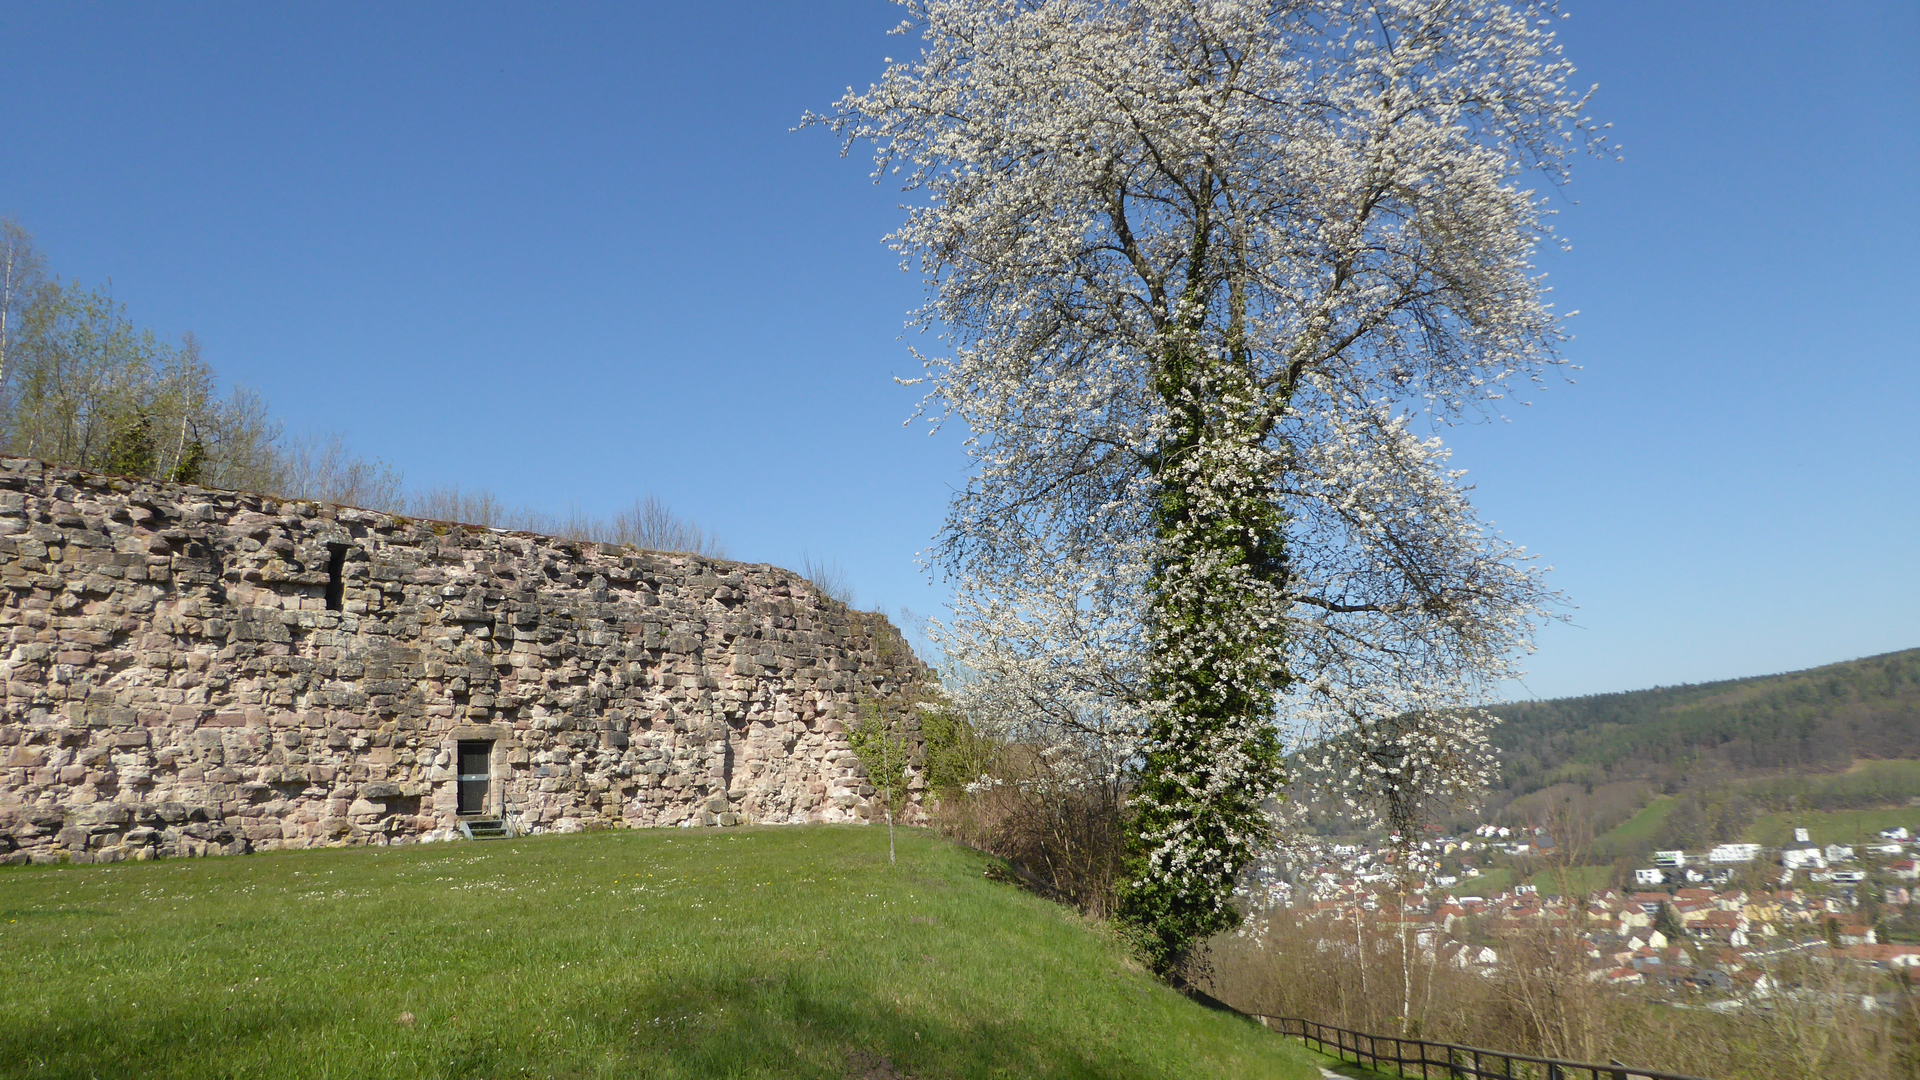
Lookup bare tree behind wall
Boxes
[798,550,856,608]
[0,220,48,398]
[4,279,270,485]
[0,220,733,560]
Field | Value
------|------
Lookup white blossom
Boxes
[818,0,1604,946]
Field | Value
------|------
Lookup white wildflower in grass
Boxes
[816,0,1606,975]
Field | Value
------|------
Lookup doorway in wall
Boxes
[456,741,492,816]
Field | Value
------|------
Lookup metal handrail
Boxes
[1253,1015,1714,1080]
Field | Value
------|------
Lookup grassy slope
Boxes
[0,826,1318,1080]
[1741,758,1920,807]
[1453,869,1513,897]
[1746,807,1920,848]
[1595,797,1677,856]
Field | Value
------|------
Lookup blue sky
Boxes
[0,1,1913,701]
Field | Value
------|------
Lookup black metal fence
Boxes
[1253,1016,1713,1080]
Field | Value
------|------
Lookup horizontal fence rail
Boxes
[1253,1016,1714,1080]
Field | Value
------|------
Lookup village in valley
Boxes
[1258,819,1920,1010]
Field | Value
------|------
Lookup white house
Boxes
[1709,843,1762,864]
[1635,868,1666,886]
[1782,847,1827,871]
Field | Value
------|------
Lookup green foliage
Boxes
[167,432,207,485]
[847,703,913,819]
[0,827,1321,1080]
[916,699,998,801]
[1654,901,1686,940]
[2,270,286,491]
[98,411,157,476]
[1124,355,1290,978]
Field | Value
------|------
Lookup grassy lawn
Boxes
[1524,864,1613,899]
[0,825,1318,1080]
[1452,869,1512,898]
[1746,807,1920,847]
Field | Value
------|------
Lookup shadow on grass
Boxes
[0,998,345,1080]
[562,968,1202,1080]
[0,971,1227,1080]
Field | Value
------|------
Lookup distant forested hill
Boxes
[1475,650,1920,835]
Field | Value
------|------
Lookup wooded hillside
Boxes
[1487,648,1920,799]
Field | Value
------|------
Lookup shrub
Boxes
[926,724,1128,919]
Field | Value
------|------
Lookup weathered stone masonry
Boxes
[0,459,931,865]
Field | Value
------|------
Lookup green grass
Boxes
[1452,869,1513,897]
[1595,796,1676,856]
[1524,864,1613,899]
[0,826,1318,1080]
[1741,758,1920,809]
[1745,807,1920,847]
[1836,757,1920,787]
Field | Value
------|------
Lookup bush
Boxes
[924,719,1128,918]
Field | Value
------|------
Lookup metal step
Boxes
[456,818,514,840]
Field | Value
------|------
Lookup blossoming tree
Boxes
[820,0,1605,974]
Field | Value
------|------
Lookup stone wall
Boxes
[0,459,932,865]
